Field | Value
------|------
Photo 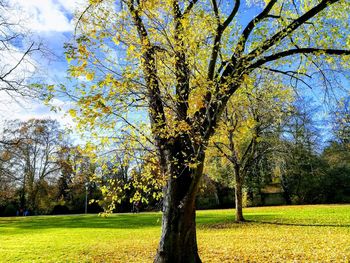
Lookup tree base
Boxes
[154,251,202,263]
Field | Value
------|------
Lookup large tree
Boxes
[62,0,350,262]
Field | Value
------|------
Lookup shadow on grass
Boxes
[199,221,350,230]
[244,213,350,228]
[246,219,350,228]
[0,209,240,233]
[2,209,349,234]
[0,211,242,236]
[199,213,350,230]
[0,213,163,233]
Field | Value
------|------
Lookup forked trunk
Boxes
[234,169,245,222]
[154,150,204,263]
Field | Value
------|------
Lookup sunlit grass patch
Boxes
[1,205,350,262]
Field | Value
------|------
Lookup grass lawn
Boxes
[1,205,350,262]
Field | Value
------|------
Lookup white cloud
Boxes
[0,92,74,129]
[56,0,84,13]
[8,0,86,33]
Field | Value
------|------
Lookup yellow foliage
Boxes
[86,72,95,81]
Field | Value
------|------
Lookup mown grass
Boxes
[1,205,350,262]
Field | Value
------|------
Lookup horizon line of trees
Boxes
[1,94,349,217]
[0,118,163,216]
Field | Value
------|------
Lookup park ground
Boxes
[1,205,350,262]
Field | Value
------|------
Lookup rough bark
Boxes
[234,168,245,222]
[154,186,201,263]
[154,143,204,263]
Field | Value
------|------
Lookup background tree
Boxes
[277,99,325,204]
[57,1,350,261]
[54,145,102,214]
[321,96,350,203]
[321,141,350,203]
[0,119,63,214]
[332,96,350,146]
[0,158,16,208]
[207,75,293,221]
[94,146,163,213]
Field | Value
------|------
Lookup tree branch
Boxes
[208,0,240,80]
[182,0,199,17]
[126,0,167,144]
[260,66,314,90]
[173,0,190,119]
[235,0,277,56]
[222,0,240,29]
[249,48,350,69]
[213,142,235,163]
[1,42,36,80]
[74,3,93,36]
[246,0,339,61]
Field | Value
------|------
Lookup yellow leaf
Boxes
[68,109,77,118]
[86,72,95,81]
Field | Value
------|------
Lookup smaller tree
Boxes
[320,96,350,203]
[207,75,293,221]
[322,141,350,203]
[87,141,164,214]
[54,145,98,213]
[0,160,16,207]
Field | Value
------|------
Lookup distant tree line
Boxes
[0,119,95,215]
[0,119,164,216]
[0,96,349,217]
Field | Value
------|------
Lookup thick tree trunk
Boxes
[154,192,201,263]
[154,148,204,263]
[234,170,245,222]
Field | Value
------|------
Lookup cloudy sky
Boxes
[0,0,86,128]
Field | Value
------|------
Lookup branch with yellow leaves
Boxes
[246,0,340,61]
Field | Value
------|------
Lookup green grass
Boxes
[1,205,350,262]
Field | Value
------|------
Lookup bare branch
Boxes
[183,0,199,17]
[249,48,350,69]
[1,43,35,80]
[260,66,314,90]
[235,0,277,56]
[222,0,240,29]
[208,0,240,80]
[74,4,93,36]
[173,0,190,119]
